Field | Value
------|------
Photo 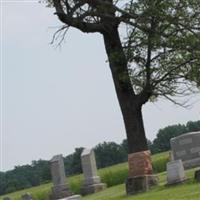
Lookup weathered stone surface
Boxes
[170,131,200,169]
[128,150,153,177]
[81,148,106,195]
[50,155,72,200]
[166,160,186,185]
[126,175,158,195]
[51,155,66,186]
[81,149,98,182]
[22,193,32,200]
[194,170,200,182]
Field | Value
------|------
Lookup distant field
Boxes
[2,152,199,200]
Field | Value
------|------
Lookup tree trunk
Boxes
[102,28,148,154]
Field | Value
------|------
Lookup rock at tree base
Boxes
[126,175,158,195]
[81,149,106,195]
[194,170,200,182]
[126,150,158,195]
[166,160,187,185]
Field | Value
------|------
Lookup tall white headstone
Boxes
[50,154,81,200]
[81,149,106,194]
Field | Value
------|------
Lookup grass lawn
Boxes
[1,152,199,200]
[83,168,200,200]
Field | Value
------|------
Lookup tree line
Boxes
[1,120,199,195]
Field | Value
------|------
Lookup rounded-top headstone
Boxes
[170,131,200,169]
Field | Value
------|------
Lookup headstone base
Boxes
[58,195,82,200]
[194,170,200,182]
[166,178,187,186]
[50,184,72,200]
[81,183,107,195]
[125,175,158,195]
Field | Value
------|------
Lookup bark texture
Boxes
[103,28,148,154]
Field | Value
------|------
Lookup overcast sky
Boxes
[1,1,200,172]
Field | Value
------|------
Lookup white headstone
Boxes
[167,160,186,185]
[50,154,72,200]
[81,149,100,184]
[81,148,106,194]
[50,154,66,186]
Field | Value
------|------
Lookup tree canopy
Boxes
[46,0,200,105]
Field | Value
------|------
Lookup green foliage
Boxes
[124,0,200,99]
[152,152,169,173]
[94,142,127,168]
[186,120,200,132]
[0,161,51,196]
[45,0,200,103]
[99,163,128,188]
[151,120,200,153]
[64,147,84,175]
[152,124,188,153]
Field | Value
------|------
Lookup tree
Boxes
[94,142,127,168]
[152,124,187,153]
[186,120,200,132]
[150,120,200,154]
[46,0,200,193]
[64,147,84,175]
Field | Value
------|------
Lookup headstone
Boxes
[50,154,81,200]
[194,169,200,182]
[22,193,32,200]
[166,160,186,185]
[81,148,106,195]
[125,150,158,195]
[3,197,11,200]
[170,131,200,169]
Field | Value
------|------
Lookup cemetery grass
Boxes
[1,152,199,200]
[83,167,200,200]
